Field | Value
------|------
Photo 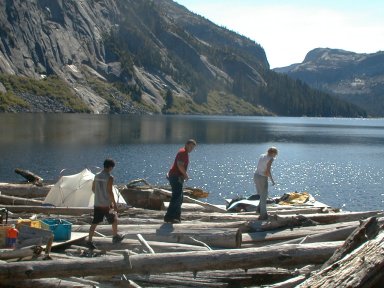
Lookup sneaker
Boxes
[112,234,125,244]
[86,241,97,250]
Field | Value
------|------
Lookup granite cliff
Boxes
[0,1,366,117]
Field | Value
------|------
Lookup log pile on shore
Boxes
[0,182,383,288]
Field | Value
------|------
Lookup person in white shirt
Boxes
[254,147,278,220]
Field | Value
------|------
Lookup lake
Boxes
[0,113,383,212]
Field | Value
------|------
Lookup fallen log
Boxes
[0,183,51,198]
[243,210,384,225]
[80,237,210,253]
[242,221,360,245]
[121,207,276,222]
[14,168,43,185]
[300,229,384,288]
[119,187,165,210]
[112,217,164,225]
[164,202,224,213]
[154,188,226,213]
[125,207,383,225]
[65,277,101,287]
[321,216,381,269]
[64,248,121,257]
[3,205,94,216]
[246,214,318,232]
[0,194,43,206]
[137,233,155,254]
[73,225,242,248]
[292,210,384,224]
[118,215,249,231]
[49,252,92,260]
[278,217,384,247]
[2,277,95,288]
[228,210,384,228]
[124,279,142,288]
[172,203,330,214]
[267,275,307,288]
[68,244,127,257]
[105,266,313,288]
[0,242,342,280]
[73,221,249,232]
[124,207,309,223]
[0,247,36,261]
[127,273,226,287]
[123,180,209,202]
[243,206,336,215]
[274,225,357,246]
[121,219,250,232]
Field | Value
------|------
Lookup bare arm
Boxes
[265,159,275,185]
[107,176,117,211]
[177,160,188,180]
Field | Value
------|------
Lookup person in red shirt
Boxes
[164,139,197,223]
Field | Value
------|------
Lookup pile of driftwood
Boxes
[0,181,383,288]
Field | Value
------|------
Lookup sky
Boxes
[175,0,384,68]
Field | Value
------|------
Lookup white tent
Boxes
[43,169,126,207]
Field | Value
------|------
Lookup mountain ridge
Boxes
[274,48,384,116]
[0,0,366,117]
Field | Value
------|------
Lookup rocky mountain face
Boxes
[0,0,136,113]
[0,0,366,117]
[274,48,384,117]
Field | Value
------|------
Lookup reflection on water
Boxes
[0,114,383,212]
[0,114,273,145]
[1,114,271,145]
[2,114,384,145]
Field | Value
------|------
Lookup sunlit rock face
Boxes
[275,48,384,116]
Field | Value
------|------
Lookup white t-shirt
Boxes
[255,153,274,176]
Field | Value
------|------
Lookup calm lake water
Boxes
[0,114,383,212]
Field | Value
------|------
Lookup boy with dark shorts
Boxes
[87,159,124,249]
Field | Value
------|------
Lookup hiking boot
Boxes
[112,234,125,244]
[86,241,97,250]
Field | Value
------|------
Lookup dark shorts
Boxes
[92,206,116,224]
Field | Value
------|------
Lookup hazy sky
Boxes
[175,0,384,68]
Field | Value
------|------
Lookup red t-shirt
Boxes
[168,147,189,177]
